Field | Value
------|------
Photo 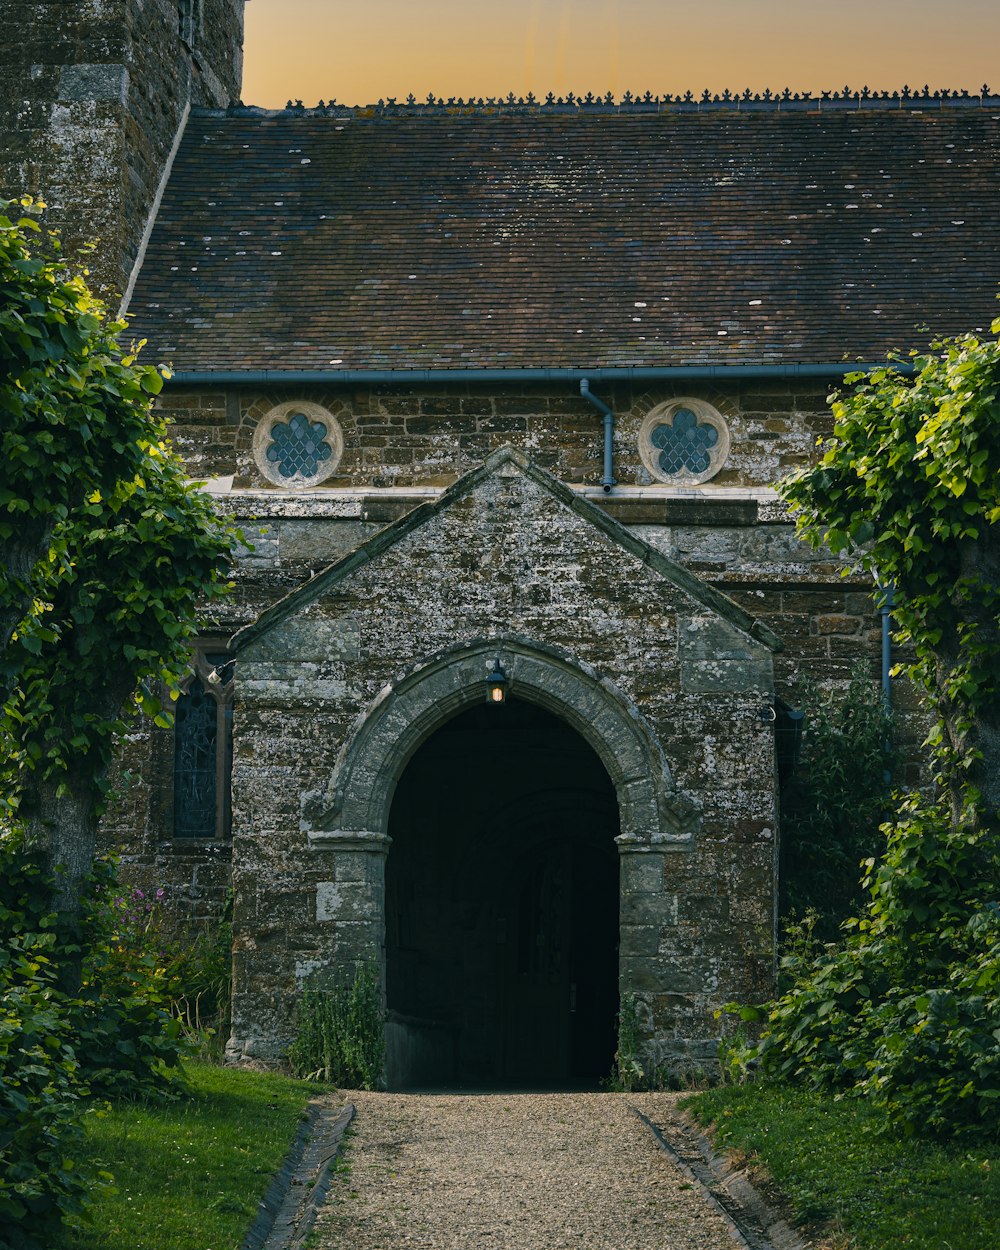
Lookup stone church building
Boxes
[4,2,1000,1085]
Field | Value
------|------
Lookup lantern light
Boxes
[486,656,508,705]
[206,658,237,686]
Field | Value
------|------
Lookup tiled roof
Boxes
[127,104,1000,372]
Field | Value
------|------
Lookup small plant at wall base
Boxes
[610,993,647,1091]
[83,876,233,1060]
[288,966,385,1090]
[608,994,694,1091]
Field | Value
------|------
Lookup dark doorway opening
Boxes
[385,697,619,1089]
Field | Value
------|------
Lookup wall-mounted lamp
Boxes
[206,658,237,686]
[486,657,508,705]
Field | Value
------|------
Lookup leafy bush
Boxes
[0,832,93,1248]
[288,966,384,1089]
[76,871,187,1101]
[83,878,232,1068]
[742,793,1000,1140]
[0,830,203,1247]
[0,983,93,1250]
[779,663,895,935]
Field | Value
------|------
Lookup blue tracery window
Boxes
[173,649,233,839]
[252,400,344,487]
[266,411,333,479]
[639,398,730,484]
[650,407,719,476]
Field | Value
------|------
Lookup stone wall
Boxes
[226,452,779,1068]
[100,376,925,916]
[0,0,244,297]
[161,379,827,489]
[94,377,928,1075]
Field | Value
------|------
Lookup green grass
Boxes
[58,1061,318,1250]
[684,1084,1000,1250]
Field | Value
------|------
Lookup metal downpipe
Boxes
[579,378,615,492]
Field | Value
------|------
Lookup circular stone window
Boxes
[252,401,344,488]
[638,399,730,485]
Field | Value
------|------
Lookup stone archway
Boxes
[296,637,701,1088]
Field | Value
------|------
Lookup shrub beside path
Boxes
[310,1090,753,1250]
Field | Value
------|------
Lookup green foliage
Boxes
[84,881,232,1059]
[288,968,384,1090]
[758,318,1000,1140]
[1,196,240,820]
[0,983,94,1250]
[2,444,240,813]
[0,202,241,1245]
[0,831,95,1247]
[0,829,202,1247]
[780,664,895,935]
[58,1062,315,1250]
[608,993,689,1091]
[782,318,1000,788]
[742,794,1000,1139]
[0,198,166,665]
[609,993,647,1091]
[685,1083,1000,1250]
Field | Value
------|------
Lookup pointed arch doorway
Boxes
[385,697,620,1089]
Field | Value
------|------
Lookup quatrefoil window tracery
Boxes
[638,399,730,484]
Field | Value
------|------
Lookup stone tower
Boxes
[0,0,246,300]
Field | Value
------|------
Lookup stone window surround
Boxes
[251,399,345,488]
[178,0,202,49]
[167,639,234,842]
[638,397,731,485]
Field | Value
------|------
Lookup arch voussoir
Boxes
[304,635,698,845]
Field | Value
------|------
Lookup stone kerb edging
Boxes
[241,1098,356,1250]
[630,1105,808,1250]
[300,635,701,845]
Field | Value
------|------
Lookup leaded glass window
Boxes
[650,408,718,475]
[252,400,344,487]
[178,0,201,47]
[266,411,333,479]
[638,399,730,484]
[173,648,233,839]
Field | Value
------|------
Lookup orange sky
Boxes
[242,0,1000,108]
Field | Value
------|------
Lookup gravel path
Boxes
[311,1091,741,1250]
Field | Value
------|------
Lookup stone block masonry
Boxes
[0,0,244,297]
[224,450,779,1071]
[97,379,926,1074]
